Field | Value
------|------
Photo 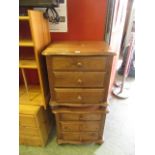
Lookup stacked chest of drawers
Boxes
[42,41,115,144]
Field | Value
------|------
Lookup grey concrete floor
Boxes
[20,75,135,155]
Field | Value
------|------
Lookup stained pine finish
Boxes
[43,41,115,144]
[52,72,106,88]
[46,56,107,71]
[53,106,107,144]
[54,88,105,104]
[60,121,101,132]
[42,41,115,56]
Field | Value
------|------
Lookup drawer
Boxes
[53,72,106,88]
[54,88,105,103]
[81,132,99,141]
[60,132,99,141]
[80,122,101,132]
[61,133,80,141]
[47,56,107,71]
[19,135,42,146]
[19,114,37,128]
[19,126,40,137]
[60,121,101,132]
[60,122,80,132]
[60,113,102,121]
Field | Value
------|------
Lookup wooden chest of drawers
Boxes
[42,41,115,144]
[53,106,108,144]
[19,105,52,146]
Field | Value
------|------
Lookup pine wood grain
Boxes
[42,41,116,56]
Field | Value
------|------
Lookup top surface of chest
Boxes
[42,41,115,56]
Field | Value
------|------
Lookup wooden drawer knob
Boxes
[77,62,82,67]
[77,95,82,101]
[77,79,82,84]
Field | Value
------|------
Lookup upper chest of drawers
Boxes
[42,41,115,105]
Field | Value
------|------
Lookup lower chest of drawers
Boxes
[53,107,107,144]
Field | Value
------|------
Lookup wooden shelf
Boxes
[19,59,37,69]
[19,40,34,47]
[19,10,51,108]
[19,16,29,21]
[19,85,43,105]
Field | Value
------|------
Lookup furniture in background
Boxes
[19,105,51,146]
[43,41,116,144]
[19,10,52,146]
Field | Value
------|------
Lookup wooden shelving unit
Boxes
[19,10,51,108]
[19,10,52,147]
[19,85,42,105]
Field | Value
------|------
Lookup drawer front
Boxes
[81,132,99,141]
[47,56,107,71]
[53,72,106,88]
[54,88,105,103]
[61,133,80,141]
[60,121,100,132]
[19,114,37,128]
[80,122,101,132]
[60,132,99,141]
[80,113,102,121]
[60,113,79,121]
[60,122,79,132]
[60,113,102,121]
[19,126,40,137]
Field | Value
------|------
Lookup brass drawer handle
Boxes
[77,62,82,67]
[77,79,82,84]
[77,95,82,101]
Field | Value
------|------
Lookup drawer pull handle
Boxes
[77,95,82,100]
[77,79,82,84]
[77,62,82,67]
